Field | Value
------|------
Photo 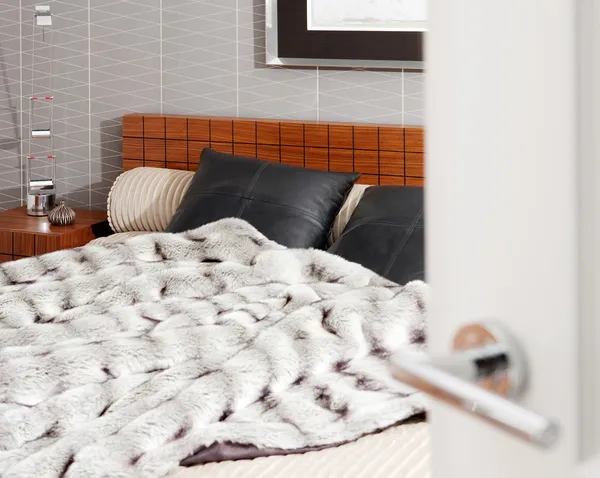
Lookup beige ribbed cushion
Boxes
[107,167,194,233]
[87,232,151,247]
[329,184,370,244]
[107,168,368,240]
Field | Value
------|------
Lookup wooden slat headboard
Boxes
[122,114,424,186]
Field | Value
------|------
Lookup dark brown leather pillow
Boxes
[166,148,359,249]
[328,186,425,285]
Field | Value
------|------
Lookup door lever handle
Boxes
[390,323,559,448]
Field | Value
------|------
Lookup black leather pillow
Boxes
[166,148,359,249]
[328,186,424,285]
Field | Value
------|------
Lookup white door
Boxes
[421,0,600,477]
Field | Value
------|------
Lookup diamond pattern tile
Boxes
[404,70,425,125]
[237,0,318,120]
[162,0,238,117]
[90,0,161,209]
[0,0,424,211]
[319,69,404,124]
[0,1,23,209]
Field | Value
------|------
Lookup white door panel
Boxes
[425,0,584,476]
[577,0,600,461]
[579,454,600,478]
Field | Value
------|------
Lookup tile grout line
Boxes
[316,66,320,121]
[159,0,163,115]
[19,0,23,206]
[88,0,91,209]
[235,0,239,117]
[401,69,405,125]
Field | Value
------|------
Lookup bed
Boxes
[0,115,430,478]
[111,114,428,478]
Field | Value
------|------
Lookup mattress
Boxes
[168,422,430,478]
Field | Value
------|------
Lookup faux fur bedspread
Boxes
[0,218,429,478]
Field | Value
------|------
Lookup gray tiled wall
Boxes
[0,0,425,211]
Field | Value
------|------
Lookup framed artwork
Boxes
[266,0,425,69]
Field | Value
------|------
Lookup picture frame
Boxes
[266,0,425,70]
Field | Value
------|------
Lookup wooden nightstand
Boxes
[0,206,111,263]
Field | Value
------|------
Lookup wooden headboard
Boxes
[122,114,424,186]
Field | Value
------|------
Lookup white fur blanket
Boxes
[0,219,429,478]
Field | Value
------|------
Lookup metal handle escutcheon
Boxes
[390,323,560,448]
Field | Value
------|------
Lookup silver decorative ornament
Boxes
[48,200,76,226]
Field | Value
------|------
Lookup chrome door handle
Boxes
[391,323,560,448]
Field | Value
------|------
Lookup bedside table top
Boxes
[0,206,108,236]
